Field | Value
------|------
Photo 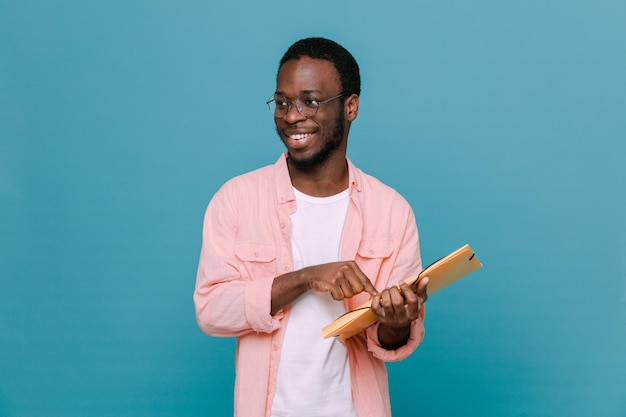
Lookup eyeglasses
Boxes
[266,93,344,118]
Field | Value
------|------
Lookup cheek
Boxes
[317,115,336,132]
[274,120,285,134]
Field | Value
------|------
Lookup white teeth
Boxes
[290,133,311,140]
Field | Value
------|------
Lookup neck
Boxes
[288,155,349,197]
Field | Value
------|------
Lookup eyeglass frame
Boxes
[266,92,345,118]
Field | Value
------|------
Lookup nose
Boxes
[283,101,306,124]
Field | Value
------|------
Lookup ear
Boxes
[345,94,359,122]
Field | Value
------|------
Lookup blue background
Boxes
[1,1,625,416]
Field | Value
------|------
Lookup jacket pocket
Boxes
[356,238,394,284]
[235,241,277,280]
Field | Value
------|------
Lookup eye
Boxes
[301,96,320,108]
[275,98,288,107]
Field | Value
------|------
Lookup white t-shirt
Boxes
[271,187,358,417]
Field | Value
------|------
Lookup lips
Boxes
[282,130,316,150]
[289,133,313,140]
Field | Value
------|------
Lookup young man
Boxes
[194,37,429,417]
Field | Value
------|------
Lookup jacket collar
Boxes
[274,152,362,205]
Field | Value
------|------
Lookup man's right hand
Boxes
[270,261,377,315]
[300,261,378,300]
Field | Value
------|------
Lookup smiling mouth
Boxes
[289,133,313,140]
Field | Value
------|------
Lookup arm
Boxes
[361,198,426,356]
[195,189,378,336]
[271,261,378,315]
[194,191,281,338]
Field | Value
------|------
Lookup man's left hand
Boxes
[371,277,428,327]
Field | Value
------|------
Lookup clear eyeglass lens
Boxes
[297,94,320,116]
[268,94,320,117]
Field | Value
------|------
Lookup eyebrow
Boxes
[274,89,323,97]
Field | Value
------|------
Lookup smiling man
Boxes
[194,37,429,417]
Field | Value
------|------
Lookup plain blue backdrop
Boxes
[1,1,625,416]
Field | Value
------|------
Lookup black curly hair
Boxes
[278,37,361,98]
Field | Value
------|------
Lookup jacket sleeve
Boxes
[365,201,426,361]
[193,189,282,338]
[365,307,426,362]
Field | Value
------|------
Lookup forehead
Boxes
[276,56,341,96]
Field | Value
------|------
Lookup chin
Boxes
[287,153,317,169]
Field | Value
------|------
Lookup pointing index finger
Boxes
[350,263,378,297]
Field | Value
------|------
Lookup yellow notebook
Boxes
[322,244,483,339]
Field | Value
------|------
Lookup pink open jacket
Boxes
[194,153,425,417]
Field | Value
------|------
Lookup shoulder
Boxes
[223,164,274,189]
[350,162,412,209]
[205,164,277,222]
[215,163,277,200]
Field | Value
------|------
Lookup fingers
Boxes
[324,282,344,301]
[335,262,378,299]
[372,281,427,327]
[415,276,429,303]
[380,284,409,311]
[307,262,377,300]
[347,263,378,297]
